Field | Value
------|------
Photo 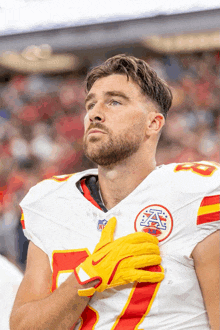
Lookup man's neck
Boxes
[97,155,156,210]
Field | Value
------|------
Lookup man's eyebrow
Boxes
[105,91,130,101]
[85,93,95,105]
[85,91,130,106]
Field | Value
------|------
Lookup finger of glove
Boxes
[93,217,117,253]
[78,287,96,297]
[92,241,160,265]
[115,232,159,245]
[117,242,160,258]
[121,269,165,283]
[119,255,162,269]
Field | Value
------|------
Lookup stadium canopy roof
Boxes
[1,0,220,36]
[0,7,220,53]
[0,2,219,74]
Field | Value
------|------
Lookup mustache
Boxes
[86,123,109,134]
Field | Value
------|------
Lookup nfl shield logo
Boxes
[97,219,107,231]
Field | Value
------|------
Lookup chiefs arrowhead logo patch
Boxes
[134,204,173,242]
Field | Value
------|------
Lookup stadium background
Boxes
[0,6,219,271]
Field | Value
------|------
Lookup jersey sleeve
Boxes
[193,192,220,252]
[19,174,74,253]
[185,166,220,258]
[171,161,220,258]
[20,179,53,253]
[20,205,47,253]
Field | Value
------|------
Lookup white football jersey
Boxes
[20,161,220,330]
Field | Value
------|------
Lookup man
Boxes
[10,55,219,329]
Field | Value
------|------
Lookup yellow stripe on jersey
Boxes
[197,195,220,225]
[197,203,220,216]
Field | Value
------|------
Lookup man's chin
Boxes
[83,145,110,166]
[83,143,101,160]
[86,136,102,143]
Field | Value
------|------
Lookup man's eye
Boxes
[110,100,121,106]
[87,103,95,110]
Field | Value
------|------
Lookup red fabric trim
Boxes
[20,207,26,229]
[197,211,220,225]
[201,195,220,207]
[80,306,99,329]
[51,250,88,292]
[80,179,102,210]
[74,268,102,287]
[21,219,25,230]
[113,265,161,329]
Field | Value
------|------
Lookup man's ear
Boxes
[146,112,165,135]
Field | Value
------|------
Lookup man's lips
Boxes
[88,129,106,135]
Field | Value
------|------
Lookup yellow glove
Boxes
[75,217,164,296]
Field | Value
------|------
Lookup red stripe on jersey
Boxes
[197,211,220,225]
[21,220,25,229]
[80,179,102,211]
[21,218,25,229]
[20,207,26,229]
[80,306,99,329]
[113,265,161,330]
[201,195,220,207]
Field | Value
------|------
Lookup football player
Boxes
[10,55,219,330]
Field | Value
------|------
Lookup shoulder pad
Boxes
[20,173,76,206]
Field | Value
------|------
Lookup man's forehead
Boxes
[90,74,131,89]
[85,74,142,101]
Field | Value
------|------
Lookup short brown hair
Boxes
[86,54,172,118]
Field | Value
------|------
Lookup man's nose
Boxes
[89,102,105,123]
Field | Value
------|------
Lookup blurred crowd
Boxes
[149,52,220,165]
[0,50,219,269]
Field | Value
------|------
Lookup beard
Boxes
[83,123,144,166]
